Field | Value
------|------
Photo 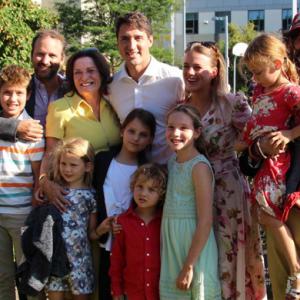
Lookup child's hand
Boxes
[95,216,114,237]
[112,296,123,300]
[112,216,122,235]
[266,130,293,151]
[176,265,193,290]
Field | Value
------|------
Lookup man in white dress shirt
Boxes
[109,12,184,163]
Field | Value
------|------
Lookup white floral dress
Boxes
[47,188,97,295]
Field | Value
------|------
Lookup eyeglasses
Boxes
[186,41,218,52]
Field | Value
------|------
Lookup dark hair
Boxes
[115,11,153,38]
[283,30,300,78]
[122,108,156,164]
[31,29,65,58]
[167,104,207,155]
[66,48,112,96]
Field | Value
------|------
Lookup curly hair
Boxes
[130,163,167,204]
[0,65,31,90]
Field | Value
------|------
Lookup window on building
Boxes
[215,11,231,34]
[248,10,265,31]
[282,9,292,31]
[186,13,198,34]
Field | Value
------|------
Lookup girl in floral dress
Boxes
[242,34,300,300]
[46,137,112,300]
[183,42,266,299]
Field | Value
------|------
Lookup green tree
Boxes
[55,0,179,69]
[0,0,58,69]
[218,22,258,92]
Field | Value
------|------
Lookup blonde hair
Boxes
[184,42,229,99]
[50,137,95,187]
[0,65,31,90]
[130,163,168,204]
[242,34,298,83]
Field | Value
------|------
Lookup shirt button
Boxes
[146,237,150,241]
[146,268,150,272]
[146,253,150,256]
[141,223,145,226]
[146,283,150,287]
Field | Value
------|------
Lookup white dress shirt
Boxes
[108,57,184,163]
[102,159,137,250]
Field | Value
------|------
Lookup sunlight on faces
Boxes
[0,83,28,118]
[59,152,92,188]
[183,51,218,93]
[166,111,201,152]
[133,175,161,209]
[117,24,153,69]
[73,56,102,100]
[122,118,153,154]
[248,60,282,89]
[32,36,64,81]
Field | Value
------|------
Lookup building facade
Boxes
[173,0,300,59]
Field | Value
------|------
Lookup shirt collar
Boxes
[125,206,162,221]
[34,73,62,86]
[68,92,107,112]
[0,109,29,119]
[116,56,158,82]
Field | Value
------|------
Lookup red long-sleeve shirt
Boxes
[109,207,161,300]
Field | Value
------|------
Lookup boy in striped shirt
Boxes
[0,65,45,299]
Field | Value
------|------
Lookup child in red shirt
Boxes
[109,163,167,300]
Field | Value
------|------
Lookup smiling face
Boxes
[133,176,161,209]
[117,24,153,75]
[73,56,102,100]
[183,50,217,93]
[59,152,91,188]
[0,83,27,118]
[32,36,64,81]
[166,111,200,153]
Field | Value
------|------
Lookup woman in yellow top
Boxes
[40,48,120,210]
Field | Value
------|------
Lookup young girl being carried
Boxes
[160,104,221,299]
[93,108,156,299]
[242,33,300,299]
[45,137,107,299]
[109,163,167,300]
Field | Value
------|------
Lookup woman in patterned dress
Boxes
[183,41,266,299]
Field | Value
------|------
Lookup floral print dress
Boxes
[195,93,266,300]
[47,188,97,295]
[243,84,300,221]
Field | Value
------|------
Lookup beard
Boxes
[34,62,60,81]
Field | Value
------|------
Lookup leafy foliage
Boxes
[0,0,58,69]
[218,22,258,92]
[55,0,179,69]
